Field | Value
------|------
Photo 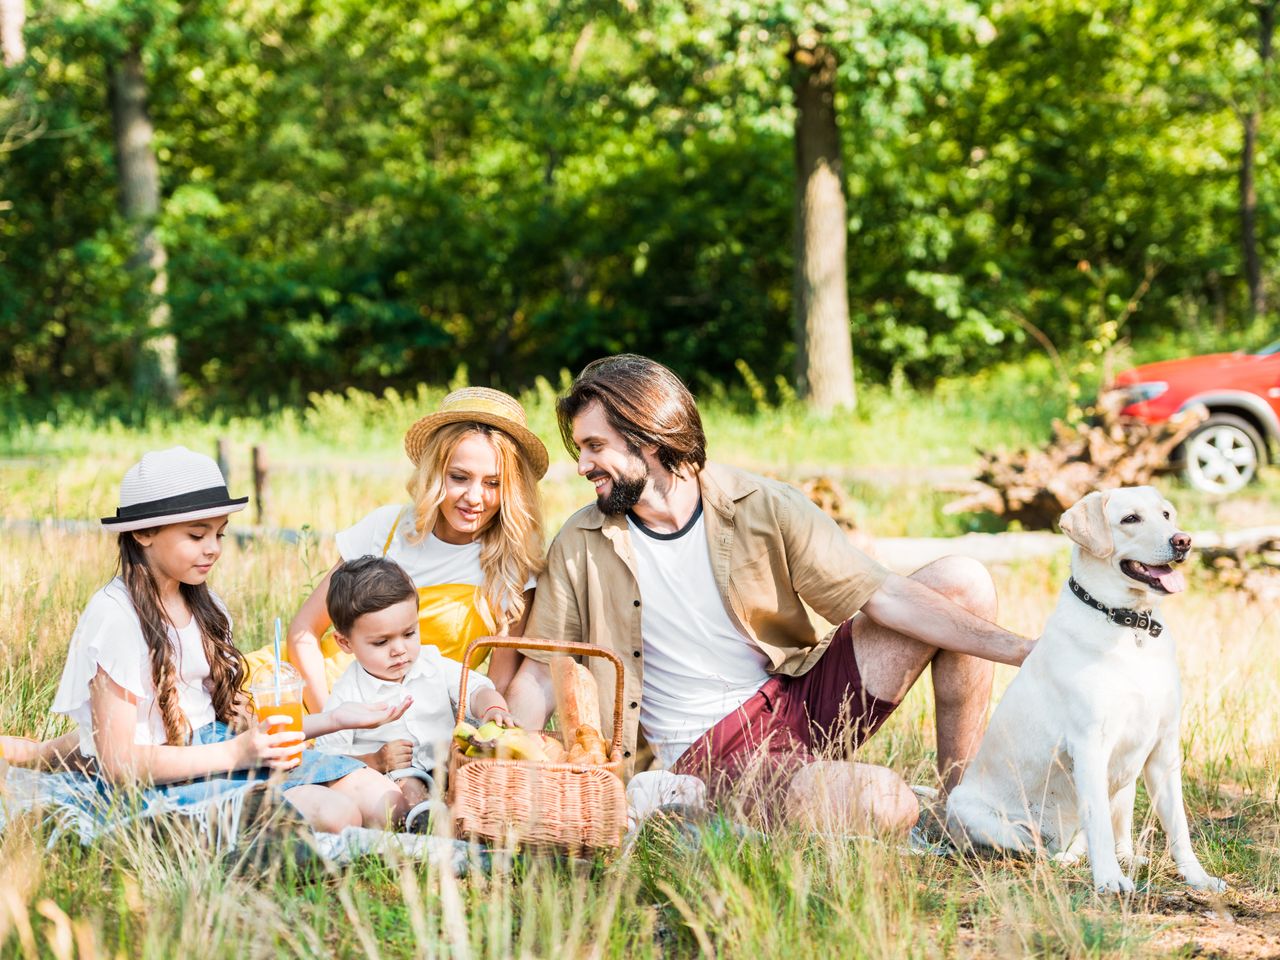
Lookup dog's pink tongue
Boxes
[1150,564,1186,593]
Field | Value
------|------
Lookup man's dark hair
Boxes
[557,354,707,475]
[326,556,418,636]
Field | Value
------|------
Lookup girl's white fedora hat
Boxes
[101,446,249,532]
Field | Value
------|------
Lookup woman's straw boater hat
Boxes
[403,387,549,479]
[101,446,249,533]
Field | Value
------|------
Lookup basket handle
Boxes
[454,637,627,759]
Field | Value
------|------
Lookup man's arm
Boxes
[860,572,1032,666]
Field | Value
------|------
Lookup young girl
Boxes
[247,388,547,720]
[48,447,413,833]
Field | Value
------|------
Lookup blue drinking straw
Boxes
[273,616,283,700]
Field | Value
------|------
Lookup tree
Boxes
[789,29,856,410]
[1240,0,1277,318]
[1,0,23,67]
[110,44,178,403]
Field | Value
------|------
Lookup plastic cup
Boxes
[248,662,305,766]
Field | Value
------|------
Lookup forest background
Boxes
[3,0,1278,420]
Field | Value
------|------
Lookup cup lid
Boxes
[248,661,302,690]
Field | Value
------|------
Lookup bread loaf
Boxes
[550,656,602,743]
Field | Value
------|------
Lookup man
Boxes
[508,355,1032,832]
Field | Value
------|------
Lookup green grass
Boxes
[4,357,1280,538]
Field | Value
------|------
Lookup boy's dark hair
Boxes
[327,556,418,635]
[557,354,706,476]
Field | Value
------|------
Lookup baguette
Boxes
[550,656,602,743]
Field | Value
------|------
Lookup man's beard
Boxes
[595,462,649,516]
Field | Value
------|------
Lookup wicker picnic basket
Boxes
[447,637,628,852]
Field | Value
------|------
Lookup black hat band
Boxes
[103,485,249,524]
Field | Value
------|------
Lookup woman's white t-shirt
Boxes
[52,578,218,758]
[334,504,536,601]
[335,504,489,590]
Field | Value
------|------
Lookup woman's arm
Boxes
[486,588,535,695]
[288,562,341,712]
[89,669,299,785]
[504,658,556,731]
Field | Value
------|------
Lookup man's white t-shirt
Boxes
[52,578,219,757]
[627,503,770,769]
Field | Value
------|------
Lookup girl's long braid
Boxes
[118,534,248,745]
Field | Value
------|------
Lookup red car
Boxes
[1109,339,1280,494]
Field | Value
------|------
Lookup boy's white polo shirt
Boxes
[315,645,495,770]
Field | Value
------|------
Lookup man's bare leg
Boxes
[850,555,997,794]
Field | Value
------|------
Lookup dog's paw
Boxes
[1052,850,1082,866]
[1117,851,1149,868]
[1093,870,1135,894]
[1184,873,1228,893]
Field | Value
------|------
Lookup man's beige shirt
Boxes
[526,461,890,777]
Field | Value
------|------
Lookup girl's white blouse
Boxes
[52,578,218,757]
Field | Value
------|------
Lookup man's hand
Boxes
[366,739,415,773]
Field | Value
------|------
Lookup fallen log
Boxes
[945,395,1209,530]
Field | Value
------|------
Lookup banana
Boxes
[453,721,478,750]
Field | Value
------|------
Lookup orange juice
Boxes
[248,661,305,766]
[255,700,304,762]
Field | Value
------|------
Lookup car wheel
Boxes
[1180,413,1265,494]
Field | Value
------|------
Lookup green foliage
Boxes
[1,0,1276,411]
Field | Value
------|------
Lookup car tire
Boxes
[1180,413,1265,494]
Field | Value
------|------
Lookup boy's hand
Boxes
[480,705,517,728]
[330,697,413,731]
[369,739,415,773]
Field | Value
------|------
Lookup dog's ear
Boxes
[1059,491,1114,558]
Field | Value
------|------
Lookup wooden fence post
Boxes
[252,444,269,526]
[215,438,230,486]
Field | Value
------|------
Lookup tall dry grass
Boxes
[1,527,1278,958]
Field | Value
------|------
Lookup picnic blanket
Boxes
[0,767,479,874]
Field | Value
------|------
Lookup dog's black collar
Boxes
[1068,578,1164,639]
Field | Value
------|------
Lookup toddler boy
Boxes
[315,556,515,825]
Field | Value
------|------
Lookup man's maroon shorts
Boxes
[671,617,899,797]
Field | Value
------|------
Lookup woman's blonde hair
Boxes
[405,422,545,630]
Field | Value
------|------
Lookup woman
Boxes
[245,387,547,713]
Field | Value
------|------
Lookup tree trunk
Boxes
[1,0,23,67]
[109,47,179,403]
[1242,1,1276,319]
[789,31,856,412]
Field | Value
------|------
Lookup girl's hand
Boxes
[480,705,517,728]
[0,735,41,765]
[235,722,304,771]
[330,697,413,732]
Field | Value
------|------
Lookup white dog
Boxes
[946,486,1226,893]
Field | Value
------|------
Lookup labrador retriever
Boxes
[945,486,1226,893]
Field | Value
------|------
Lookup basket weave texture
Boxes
[448,637,627,851]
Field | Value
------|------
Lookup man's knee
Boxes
[916,555,997,621]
